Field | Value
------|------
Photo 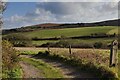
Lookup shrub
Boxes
[2,40,19,69]
[44,51,50,55]
[40,40,108,49]
[3,34,32,47]
[56,40,70,47]
[94,42,103,48]
[41,41,93,48]
[2,40,20,78]
[72,42,93,48]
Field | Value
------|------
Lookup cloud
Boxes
[4,2,118,29]
[42,0,119,2]
[36,2,81,15]
[36,2,118,22]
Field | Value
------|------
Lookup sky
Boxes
[3,0,119,29]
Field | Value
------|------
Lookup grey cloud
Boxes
[36,2,74,15]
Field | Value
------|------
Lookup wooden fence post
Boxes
[69,44,72,55]
[48,44,50,53]
[109,40,118,67]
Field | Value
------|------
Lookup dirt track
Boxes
[20,61,43,78]
[20,55,96,78]
[34,57,96,78]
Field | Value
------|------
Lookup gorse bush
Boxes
[2,40,19,69]
[2,40,20,78]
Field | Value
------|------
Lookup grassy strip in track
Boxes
[20,50,39,55]
[21,57,64,78]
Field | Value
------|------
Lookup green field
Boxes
[4,26,119,47]
[14,26,117,38]
[11,26,117,46]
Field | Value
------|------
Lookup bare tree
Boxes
[0,1,6,13]
[0,1,6,28]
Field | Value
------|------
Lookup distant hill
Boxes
[35,23,62,28]
[84,19,120,26]
[2,19,120,35]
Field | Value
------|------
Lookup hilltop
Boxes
[2,19,120,35]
